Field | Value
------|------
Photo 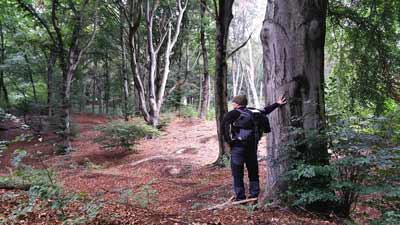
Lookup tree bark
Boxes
[261,0,328,200]
[92,69,96,113]
[46,48,57,117]
[104,50,111,115]
[199,0,210,119]
[213,0,234,166]
[119,4,129,121]
[125,0,151,123]
[0,22,9,107]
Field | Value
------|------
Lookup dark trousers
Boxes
[230,142,260,200]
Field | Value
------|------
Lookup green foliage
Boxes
[95,120,160,151]
[284,111,400,218]
[206,108,215,120]
[119,179,158,208]
[180,105,198,118]
[327,0,400,114]
[11,149,27,169]
[238,203,258,216]
[1,151,103,224]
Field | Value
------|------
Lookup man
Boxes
[221,95,287,201]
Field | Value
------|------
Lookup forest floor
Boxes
[0,113,361,224]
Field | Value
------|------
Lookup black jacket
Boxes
[221,103,280,145]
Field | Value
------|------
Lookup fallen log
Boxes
[0,180,31,191]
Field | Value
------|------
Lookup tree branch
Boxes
[78,0,99,61]
[165,48,201,97]
[200,0,216,19]
[227,33,253,59]
[16,0,56,44]
[213,0,218,17]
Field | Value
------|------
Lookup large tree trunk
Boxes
[0,22,9,107]
[261,0,328,200]
[213,0,234,166]
[198,0,210,119]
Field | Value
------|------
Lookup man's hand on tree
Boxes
[277,96,287,106]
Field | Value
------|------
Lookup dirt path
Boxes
[0,114,338,224]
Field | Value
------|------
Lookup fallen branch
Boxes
[204,197,257,211]
[130,155,172,167]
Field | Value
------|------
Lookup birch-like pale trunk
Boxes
[145,0,187,127]
[119,3,129,120]
[246,41,260,108]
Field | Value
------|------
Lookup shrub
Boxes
[119,179,158,208]
[206,108,215,120]
[284,113,399,219]
[95,120,160,151]
[180,105,198,118]
[1,151,103,224]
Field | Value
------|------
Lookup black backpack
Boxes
[248,107,271,134]
[233,108,271,142]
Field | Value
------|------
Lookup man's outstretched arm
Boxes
[263,96,287,114]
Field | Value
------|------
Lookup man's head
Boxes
[232,95,248,109]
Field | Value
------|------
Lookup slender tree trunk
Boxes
[0,22,9,107]
[199,0,210,119]
[145,0,187,127]
[261,0,328,200]
[259,81,264,105]
[128,33,150,122]
[119,5,129,120]
[146,0,158,126]
[98,67,103,114]
[61,68,73,152]
[214,0,234,166]
[92,70,96,113]
[46,48,56,117]
[104,51,111,115]
[247,41,260,108]
[24,54,38,103]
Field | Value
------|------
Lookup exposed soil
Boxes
[0,113,343,224]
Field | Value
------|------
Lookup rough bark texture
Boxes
[199,0,210,119]
[214,0,234,165]
[261,0,328,200]
[0,22,9,107]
